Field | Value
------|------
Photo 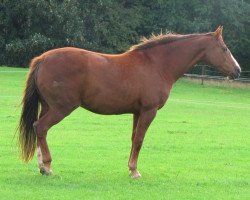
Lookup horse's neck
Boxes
[149,36,208,82]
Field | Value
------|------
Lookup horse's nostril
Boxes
[235,67,241,74]
[233,67,241,79]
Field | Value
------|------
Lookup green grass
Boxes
[0,66,249,200]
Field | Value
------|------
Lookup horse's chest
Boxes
[157,89,170,109]
[140,86,170,110]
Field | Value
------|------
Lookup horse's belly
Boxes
[80,83,139,114]
[80,99,136,115]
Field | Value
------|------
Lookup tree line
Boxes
[1,0,249,70]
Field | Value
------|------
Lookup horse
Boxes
[18,26,241,178]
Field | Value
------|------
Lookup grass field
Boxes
[0,66,249,200]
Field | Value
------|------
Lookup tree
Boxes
[0,0,249,71]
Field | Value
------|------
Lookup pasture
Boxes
[0,66,249,199]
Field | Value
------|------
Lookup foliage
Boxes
[0,0,249,70]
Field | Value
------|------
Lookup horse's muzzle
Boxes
[229,67,241,80]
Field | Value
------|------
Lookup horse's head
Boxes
[204,26,241,79]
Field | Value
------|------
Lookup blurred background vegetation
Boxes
[0,0,249,69]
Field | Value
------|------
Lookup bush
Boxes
[5,34,54,66]
[0,0,249,70]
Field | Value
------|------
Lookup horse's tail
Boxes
[18,56,43,162]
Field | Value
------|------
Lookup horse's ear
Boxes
[214,26,223,39]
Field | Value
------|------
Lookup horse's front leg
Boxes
[128,108,157,178]
[128,113,139,166]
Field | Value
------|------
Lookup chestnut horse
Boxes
[19,26,240,178]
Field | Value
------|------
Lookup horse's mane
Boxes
[129,32,213,51]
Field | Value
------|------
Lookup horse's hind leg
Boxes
[37,101,49,171]
[34,107,71,175]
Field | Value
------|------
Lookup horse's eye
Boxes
[223,47,228,52]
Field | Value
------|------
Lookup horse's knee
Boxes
[131,130,136,142]
[133,139,143,151]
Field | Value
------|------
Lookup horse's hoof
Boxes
[130,170,142,179]
[40,167,52,176]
